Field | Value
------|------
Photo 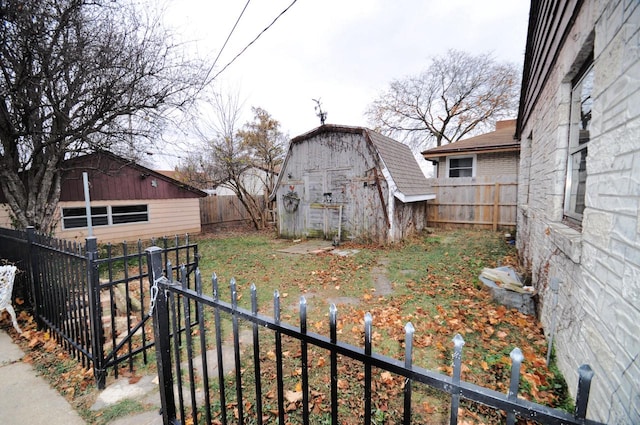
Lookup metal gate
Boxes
[145,247,604,425]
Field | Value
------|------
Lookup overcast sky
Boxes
[154,0,530,169]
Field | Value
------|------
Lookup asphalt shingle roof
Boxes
[421,120,519,158]
[290,125,434,201]
[364,129,433,199]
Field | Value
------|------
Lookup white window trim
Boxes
[563,63,593,223]
[446,154,477,178]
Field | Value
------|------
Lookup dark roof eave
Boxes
[422,145,521,159]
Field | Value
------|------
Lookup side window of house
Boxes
[448,156,474,178]
[111,205,149,224]
[61,206,108,229]
[564,63,594,222]
[61,205,148,229]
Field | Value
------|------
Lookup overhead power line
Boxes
[205,0,299,85]
[203,0,252,84]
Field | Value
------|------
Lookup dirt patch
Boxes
[276,240,334,255]
[371,257,393,296]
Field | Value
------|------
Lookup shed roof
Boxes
[421,120,519,159]
[289,125,434,203]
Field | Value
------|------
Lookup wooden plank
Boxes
[493,183,500,231]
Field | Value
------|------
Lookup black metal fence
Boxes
[146,247,604,425]
[0,226,198,388]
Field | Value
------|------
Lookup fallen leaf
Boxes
[285,390,303,403]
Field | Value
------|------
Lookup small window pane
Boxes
[448,157,473,178]
[63,217,87,229]
[112,205,147,214]
[63,208,87,217]
[450,158,473,169]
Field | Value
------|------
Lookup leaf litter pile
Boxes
[0,229,572,424]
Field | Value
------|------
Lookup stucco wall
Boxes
[517,2,640,423]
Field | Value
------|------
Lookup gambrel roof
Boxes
[287,124,435,203]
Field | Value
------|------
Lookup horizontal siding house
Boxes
[273,125,435,244]
[419,120,519,230]
[421,119,519,178]
[516,1,640,423]
[0,151,207,243]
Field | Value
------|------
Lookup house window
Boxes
[61,204,148,229]
[447,156,475,178]
[111,205,149,224]
[61,206,108,229]
[564,63,594,222]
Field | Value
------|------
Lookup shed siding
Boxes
[54,198,201,243]
[517,2,640,422]
[277,132,390,243]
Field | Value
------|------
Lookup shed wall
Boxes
[276,132,390,243]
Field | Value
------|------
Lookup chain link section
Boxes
[148,277,161,316]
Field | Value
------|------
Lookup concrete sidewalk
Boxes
[0,329,85,425]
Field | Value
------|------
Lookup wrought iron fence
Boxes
[146,247,604,425]
[0,226,198,388]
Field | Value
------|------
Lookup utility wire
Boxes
[205,0,299,85]
[203,0,252,85]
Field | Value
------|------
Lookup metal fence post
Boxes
[575,364,594,420]
[86,236,106,389]
[146,246,178,425]
[26,226,44,328]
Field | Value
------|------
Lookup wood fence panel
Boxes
[200,195,260,229]
[425,175,517,230]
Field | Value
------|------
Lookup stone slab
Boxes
[0,358,85,425]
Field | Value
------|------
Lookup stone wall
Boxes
[516,1,640,423]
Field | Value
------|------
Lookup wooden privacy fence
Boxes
[200,195,246,227]
[200,195,264,230]
[426,176,517,231]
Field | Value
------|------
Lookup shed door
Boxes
[305,170,345,240]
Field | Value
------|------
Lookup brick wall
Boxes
[476,152,519,177]
[516,1,640,423]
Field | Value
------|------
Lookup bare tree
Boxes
[237,107,286,224]
[176,94,286,230]
[366,50,520,150]
[0,0,204,232]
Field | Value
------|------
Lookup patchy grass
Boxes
[1,228,571,424]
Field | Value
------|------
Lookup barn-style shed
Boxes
[273,125,435,244]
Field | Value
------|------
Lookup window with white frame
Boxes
[564,63,593,222]
[61,204,149,229]
[447,155,475,178]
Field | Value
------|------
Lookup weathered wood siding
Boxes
[54,198,202,243]
[276,132,390,243]
[426,175,517,230]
